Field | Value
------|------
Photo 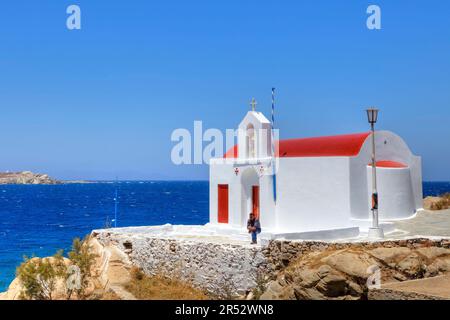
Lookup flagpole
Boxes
[114,188,118,228]
[113,177,119,228]
[271,88,277,203]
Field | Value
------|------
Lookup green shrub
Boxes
[16,251,66,300]
[16,236,97,300]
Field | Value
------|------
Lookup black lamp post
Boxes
[366,108,384,239]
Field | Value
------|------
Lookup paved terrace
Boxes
[93,209,450,245]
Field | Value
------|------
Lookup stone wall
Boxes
[94,232,269,297]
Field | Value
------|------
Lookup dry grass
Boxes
[430,193,450,210]
[125,267,210,300]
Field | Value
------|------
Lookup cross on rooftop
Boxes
[250,98,257,111]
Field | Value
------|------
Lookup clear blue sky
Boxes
[0,1,449,181]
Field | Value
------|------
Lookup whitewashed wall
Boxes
[238,111,272,159]
[366,166,416,219]
[350,131,422,220]
[275,157,353,233]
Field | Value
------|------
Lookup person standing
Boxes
[247,213,261,244]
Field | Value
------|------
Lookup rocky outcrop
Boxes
[0,257,72,300]
[0,237,133,300]
[0,171,60,184]
[424,195,450,210]
[260,243,450,300]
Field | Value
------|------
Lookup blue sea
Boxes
[0,181,209,291]
[0,181,449,291]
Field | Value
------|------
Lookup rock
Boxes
[423,196,449,210]
[423,197,440,210]
[293,286,326,300]
[279,286,296,300]
[397,254,424,277]
[318,264,333,278]
[322,250,378,278]
[0,256,72,300]
[0,278,22,300]
[369,247,411,263]
[277,275,287,286]
[393,272,408,281]
[315,272,348,297]
[258,241,450,301]
[259,281,283,300]
[0,171,60,185]
[297,268,320,288]
[347,280,364,296]
[425,257,450,277]
[416,247,450,260]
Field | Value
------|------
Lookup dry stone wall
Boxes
[94,232,269,297]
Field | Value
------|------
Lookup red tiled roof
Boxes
[224,132,371,158]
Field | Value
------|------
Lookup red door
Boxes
[218,184,229,223]
[252,186,260,219]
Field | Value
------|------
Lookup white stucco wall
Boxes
[275,157,353,233]
[366,166,416,220]
[238,111,272,159]
[350,130,422,220]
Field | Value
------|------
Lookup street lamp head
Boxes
[366,108,379,124]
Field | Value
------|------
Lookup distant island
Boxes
[0,171,87,185]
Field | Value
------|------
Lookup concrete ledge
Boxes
[369,275,450,300]
[271,227,360,241]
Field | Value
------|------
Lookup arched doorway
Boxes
[240,167,260,226]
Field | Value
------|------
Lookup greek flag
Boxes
[271,88,277,203]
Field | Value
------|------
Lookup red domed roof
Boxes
[369,161,408,168]
[224,132,371,158]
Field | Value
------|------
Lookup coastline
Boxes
[0,171,90,185]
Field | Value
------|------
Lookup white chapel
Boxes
[208,108,423,239]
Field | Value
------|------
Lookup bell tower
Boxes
[237,98,272,160]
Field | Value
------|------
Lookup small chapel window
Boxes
[246,124,256,158]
